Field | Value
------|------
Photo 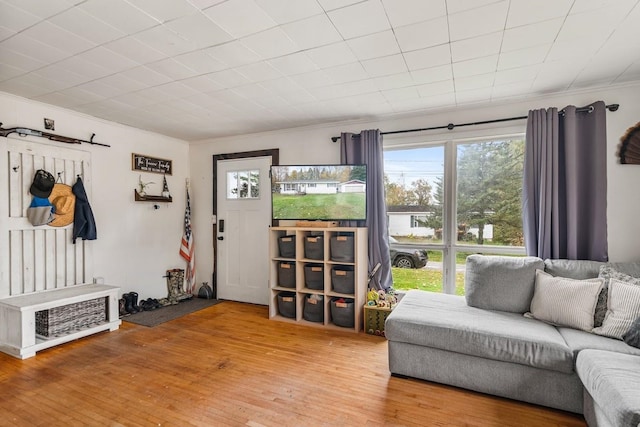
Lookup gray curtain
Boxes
[340,129,392,290]
[523,101,608,261]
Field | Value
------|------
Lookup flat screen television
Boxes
[271,164,367,221]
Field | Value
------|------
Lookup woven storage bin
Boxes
[330,297,355,328]
[35,297,107,338]
[277,292,296,318]
[331,267,354,294]
[364,306,393,336]
[330,235,354,262]
[303,294,324,323]
[304,264,324,290]
[304,235,324,260]
[278,261,296,288]
[278,235,296,258]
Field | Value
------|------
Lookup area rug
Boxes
[123,298,222,327]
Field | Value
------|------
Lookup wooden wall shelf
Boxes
[134,189,172,202]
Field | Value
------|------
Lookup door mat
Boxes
[123,298,222,327]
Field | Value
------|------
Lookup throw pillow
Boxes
[596,266,640,328]
[525,270,603,331]
[593,278,640,340]
[623,316,640,348]
[464,255,544,313]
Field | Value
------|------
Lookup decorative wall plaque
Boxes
[131,153,172,175]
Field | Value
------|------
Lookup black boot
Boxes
[129,292,141,313]
[119,296,129,317]
[123,292,139,314]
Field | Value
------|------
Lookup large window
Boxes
[384,137,525,294]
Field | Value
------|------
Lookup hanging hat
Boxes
[30,169,55,198]
[48,183,76,227]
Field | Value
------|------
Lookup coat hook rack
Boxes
[12,166,19,172]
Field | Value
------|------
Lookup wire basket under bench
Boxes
[35,297,107,338]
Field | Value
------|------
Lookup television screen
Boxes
[271,164,367,221]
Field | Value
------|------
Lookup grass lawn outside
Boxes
[391,267,465,296]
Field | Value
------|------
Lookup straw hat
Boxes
[48,183,76,227]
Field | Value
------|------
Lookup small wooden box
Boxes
[364,305,394,336]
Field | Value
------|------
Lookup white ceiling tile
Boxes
[305,42,358,68]
[493,64,540,86]
[3,0,76,19]
[0,63,31,82]
[615,61,640,84]
[491,81,533,100]
[290,70,333,89]
[546,40,600,62]
[382,86,420,102]
[506,0,573,28]
[446,0,502,14]
[173,51,227,74]
[328,0,391,39]
[52,56,111,81]
[0,47,47,73]
[179,75,224,93]
[32,66,87,89]
[403,44,451,71]
[394,16,449,52]
[235,61,283,83]
[317,0,362,12]
[259,77,304,94]
[23,21,95,55]
[204,0,276,38]
[454,73,494,91]
[373,72,414,90]
[70,80,125,99]
[124,0,196,23]
[448,1,508,42]
[97,73,148,94]
[255,0,324,24]
[190,0,226,9]
[165,12,233,49]
[50,86,105,105]
[497,44,549,71]
[78,0,158,34]
[120,65,173,87]
[455,87,492,104]
[362,54,408,78]
[133,25,197,56]
[207,69,252,87]
[268,52,319,76]
[324,62,368,84]
[241,27,299,59]
[76,47,140,74]
[154,81,200,99]
[416,79,454,97]
[452,55,498,78]
[231,82,273,99]
[33,91,88,108]
[0,76,51,97]
[281,14,342,50]
[0,2,41,32]
[570,0,637,15]
[382,0,446,27]
[104,36,167,65]
[347,30,400,61]
[205,41,262,67]
[49,7,126,45]
[148,58,199,80]
[411,64,452,84]
[501,18,564,52]
[451,32,502,63]
[556,4,634,45]
[0,26,15,42]
[0,33,70,64]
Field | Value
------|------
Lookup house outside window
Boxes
[384,136,525,295]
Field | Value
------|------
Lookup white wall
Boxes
[0,92,190,299]
[191,83,640,289]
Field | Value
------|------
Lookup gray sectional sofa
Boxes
[385,256,640,426]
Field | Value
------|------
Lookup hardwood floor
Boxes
[0,301,586,427]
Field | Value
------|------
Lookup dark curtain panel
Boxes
[523,101,608,261]
[340,129,392,290]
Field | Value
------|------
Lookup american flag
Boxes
[179,188,195,294]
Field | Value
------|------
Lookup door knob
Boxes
[217,236,224,240]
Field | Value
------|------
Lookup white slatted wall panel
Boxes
[0,138,92,298]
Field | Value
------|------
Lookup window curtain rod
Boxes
[330,103,619,142]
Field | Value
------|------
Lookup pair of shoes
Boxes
[139,298,160,311]
[118,298,129,317]
[122,292,141,314]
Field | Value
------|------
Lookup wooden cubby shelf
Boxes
[269,226,368,333]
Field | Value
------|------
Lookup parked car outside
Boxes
[389,236,428,269]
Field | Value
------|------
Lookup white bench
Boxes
[0,284,121,359]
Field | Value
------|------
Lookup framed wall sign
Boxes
[132,153,172,175]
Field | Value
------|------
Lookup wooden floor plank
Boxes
[0,301,586,427]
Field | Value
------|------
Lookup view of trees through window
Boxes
[384,137,525,294]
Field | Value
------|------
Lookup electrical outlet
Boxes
[44,118,55,130]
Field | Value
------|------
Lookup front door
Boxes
[215,155,272,305]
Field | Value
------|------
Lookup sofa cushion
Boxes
[623,316,640,348]
[557,327,640,359]
[386,290,574,374]
[543,259,605,279]
[593,278,640,340]
[525,270,603,331]
[576,349,640,427]
[464,255,544,313]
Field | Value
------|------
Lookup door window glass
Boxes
[227,170,260,199]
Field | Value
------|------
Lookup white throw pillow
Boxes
[593,278,640,340]
[525,270,604,331]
